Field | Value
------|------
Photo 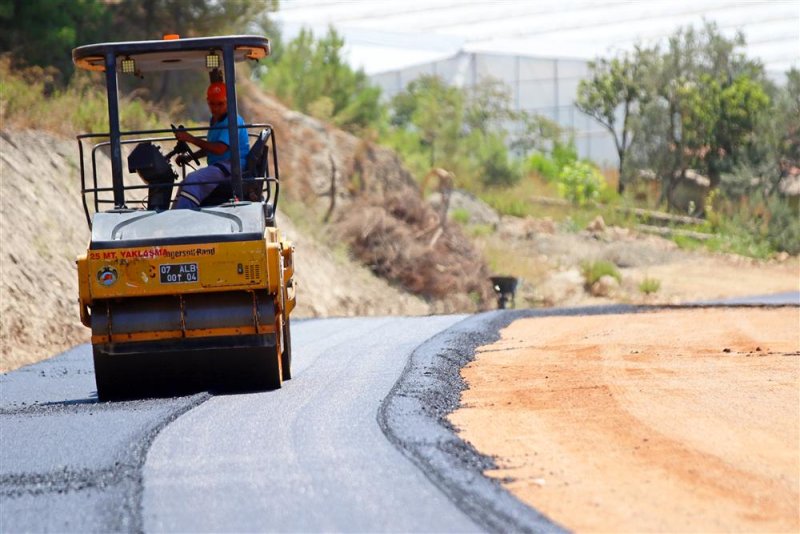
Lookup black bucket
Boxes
[490,276,519,309]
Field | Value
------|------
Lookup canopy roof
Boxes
[72,35,270,73]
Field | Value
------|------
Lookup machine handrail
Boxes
[76,123,279,228]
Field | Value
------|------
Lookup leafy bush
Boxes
[526,152,559,180]
[766,196,800,254]
[557,162,606,206]
[479,135,521,187]
[525,141,579,182]
[450,208,471,224]
[638,277,662,295]
[481,194,530,217]
[690,191,800,259]
[468,224,495,237]
[581,260,621,287]
[703,213,775,259]
[552,141,579,169]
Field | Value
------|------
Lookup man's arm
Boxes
[174,130,227,155]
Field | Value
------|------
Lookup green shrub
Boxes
[525,142,579,182]
[552,141,578,168]
[766,196,800,254]
[638,277,662,295]
[557,162,606,206]
[482,194,530,217]
[479,135,521,187]
[581,260,621,287]
[704,226,774,259]
[468,224,494,237]
[451,207,471,224]
[672,234,704,251]
[596,180,621,204]
[527,152,559,180]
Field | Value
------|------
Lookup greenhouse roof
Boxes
[274,0,799,76]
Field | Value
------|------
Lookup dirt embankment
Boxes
[451,308,800,532]
[0,130,89,373]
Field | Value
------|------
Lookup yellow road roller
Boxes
[73,35,295,400]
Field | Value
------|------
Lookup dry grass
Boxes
[337,186,495,308]
[0,56,171,135]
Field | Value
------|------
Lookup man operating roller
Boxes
[172,82,249,209]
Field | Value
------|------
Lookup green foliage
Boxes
[645,23,770,190]
[525,141,579,184]
[703,230,775,259]
[467,224,495,238]
[388,75,465,169]
[463,78,514,134]
[384,74,527,194]
[589,21,782,213]
[581,260,621,287]
[556,162,606,206]
[552,142,579,169]
[450,208,471,225]
[703,212,774,259]
[527,153,559,180]
[638,277,662,295]
[576,50,647,191]
[263,27,382,133]
[380,128,431,180]
[104,0,277,41]
[766,196,800,254]
[0,0,278,84]
[478,134,521,187]
[481,193,530,217]
[511,111,562,154]
[753,68,800,167]
[0,58,164,134]
[0,0,109,79]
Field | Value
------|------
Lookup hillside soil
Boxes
[450,307,800,533]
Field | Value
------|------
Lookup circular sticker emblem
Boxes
[97,266,118,286]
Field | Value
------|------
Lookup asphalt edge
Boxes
[119,392,211,533]
[378,302,798,532]
[378,308,579,534]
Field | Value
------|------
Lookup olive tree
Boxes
[576,49,649,193]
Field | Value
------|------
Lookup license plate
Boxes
[159,263,199,284]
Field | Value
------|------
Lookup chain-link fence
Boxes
[371,51,619,166]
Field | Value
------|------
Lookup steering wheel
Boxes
[168,123,200,166]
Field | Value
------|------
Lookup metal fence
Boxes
[371,51,619,166]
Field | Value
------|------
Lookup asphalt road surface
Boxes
[5,297,793,532]
[0,315,481,533]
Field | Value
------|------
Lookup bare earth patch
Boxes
[450,308,800,533]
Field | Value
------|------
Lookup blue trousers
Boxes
[173,162,231,209]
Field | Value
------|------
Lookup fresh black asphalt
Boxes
[0,345,208,532]
[2,315,486,532]
[2,297,795,532]
[140,315,479,532]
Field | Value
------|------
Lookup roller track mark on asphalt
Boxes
[0,347,210,533]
